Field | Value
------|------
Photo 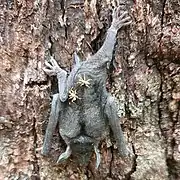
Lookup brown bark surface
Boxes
[0,0,179,179]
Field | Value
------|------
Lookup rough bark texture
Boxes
[0,0,179,179]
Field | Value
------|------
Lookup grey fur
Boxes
[42,7,131,168]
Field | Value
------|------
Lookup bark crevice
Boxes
[32,117,40,180]
[125,143,137,180]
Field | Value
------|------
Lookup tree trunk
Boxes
[0,0,179,179]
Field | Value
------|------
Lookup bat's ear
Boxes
[74,52,81,65]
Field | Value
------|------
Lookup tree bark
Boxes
[0,0,179,179]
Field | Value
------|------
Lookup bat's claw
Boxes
[94,146,101,169]
[57,146,72,163]
[111,7,131,31]
[43,57,63,76]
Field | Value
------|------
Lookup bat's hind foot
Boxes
[111,6,131,31]
[94,146,101,169]
[57,145,72,163]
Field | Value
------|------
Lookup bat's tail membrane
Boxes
[70,135,94,165]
